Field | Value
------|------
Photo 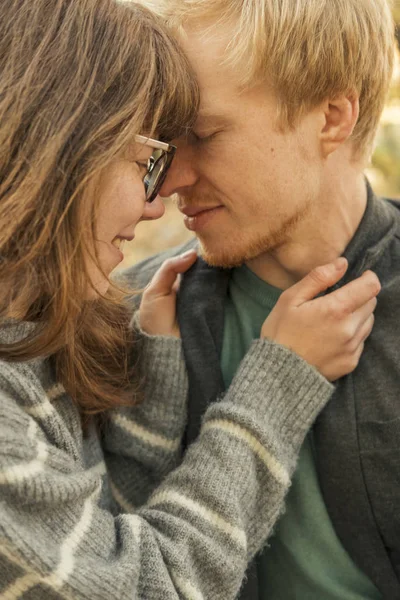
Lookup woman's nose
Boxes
[141,195,166,221]
[159,145,198,198]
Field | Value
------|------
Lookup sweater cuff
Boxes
[132,312,189,409]
[226,339,334,451]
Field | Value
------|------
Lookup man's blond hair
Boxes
[145,0,396,159]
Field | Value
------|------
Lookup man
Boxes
[126,0,400,598]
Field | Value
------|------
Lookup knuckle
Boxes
[356,342,365,361]
[278,289,291,305]
[343,321,356,342]
[338,342,364,376]
[364,271,381,295]
[350,357,359,372]
[345,336,358,354]
[331,297,352,319]
[309,265,331,285]
[142,282,152,296]
[349,350,362,371]
[162,258,174,269]
[364,314,375,337]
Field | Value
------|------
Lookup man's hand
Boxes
[139,249,197,337]
[261,257,381,381]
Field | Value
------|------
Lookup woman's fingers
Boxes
[350,297,377,336]
[348,313,375,352]
[261,263,381,382]
[358,313,375,344]
[325,270,381,316]
[143,250,197,298]
[284,258,348,306]
[139,250,197,337]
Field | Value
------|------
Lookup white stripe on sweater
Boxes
[0,420,48,485]
[127,514,142,544]
[203,419,290,486]
[24,399,55,419]
[43,485,101,590]
[112,413,180,452]
[148,490,247,550]
[109,478,136,513]
[172,572,205,600]
[88,461,106,478]
[23,383,65,420]
[24,383,66,419]
[2,574,41,600]
[0,545,72,600]
[1,487,100,598]
[46,383,66,401]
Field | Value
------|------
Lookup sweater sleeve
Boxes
[102,315,189,509]
[0,340,333,600]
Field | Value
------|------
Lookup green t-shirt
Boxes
[221,265,381,600]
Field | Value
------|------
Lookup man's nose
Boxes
[141,195,165,221]
[159,144,198,198]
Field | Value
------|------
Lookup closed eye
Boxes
[191,131,220,144]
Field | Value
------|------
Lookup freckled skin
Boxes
[159,27,367,289]
[90,144,165,295]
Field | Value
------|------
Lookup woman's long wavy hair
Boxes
[0,0,199,416]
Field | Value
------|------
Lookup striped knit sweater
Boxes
[0,318,333,599]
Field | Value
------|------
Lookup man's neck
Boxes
[246,172,368,290]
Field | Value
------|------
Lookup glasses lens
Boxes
[144,150,167,202]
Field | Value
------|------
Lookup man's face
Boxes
[160,28,325,267]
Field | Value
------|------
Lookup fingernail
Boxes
[180,250,197,259]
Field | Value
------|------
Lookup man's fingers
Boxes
[285,257,348,306]
[327,270,381,316]
[144,250,197,297]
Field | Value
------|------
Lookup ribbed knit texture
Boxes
[0,317,333,599]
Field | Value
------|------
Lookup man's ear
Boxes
[320,94,360,158]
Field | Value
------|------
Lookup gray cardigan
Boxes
[125,183,400,600]
[0,318,333,598]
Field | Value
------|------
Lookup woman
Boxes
[0,0,380,598]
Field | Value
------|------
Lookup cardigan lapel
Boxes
[177,257,229,446]
[177,257,260,600]
[313,186,400,598]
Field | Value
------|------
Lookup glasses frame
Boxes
[135,134,176,203]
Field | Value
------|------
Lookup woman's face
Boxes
[91,142,165,295]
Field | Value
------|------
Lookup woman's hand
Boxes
[261,257,381,381]
[139,249,197,337]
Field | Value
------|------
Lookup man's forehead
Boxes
[181,25,265,124]
[181,24,236,80]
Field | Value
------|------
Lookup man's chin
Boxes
[194,204,310,268]
[197,237,272,269]
[199,246,244,268]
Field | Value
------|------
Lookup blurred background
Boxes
[119,5,400,269]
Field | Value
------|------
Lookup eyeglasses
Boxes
[134,134,176,203]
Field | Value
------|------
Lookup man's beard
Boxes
[197,210,307,268]
[197,231,276,268]
[177,192,310,269]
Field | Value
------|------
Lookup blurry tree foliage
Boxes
[370,3,400,198]
[395,0,400,49]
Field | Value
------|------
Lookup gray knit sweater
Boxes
[0,318,333,599]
